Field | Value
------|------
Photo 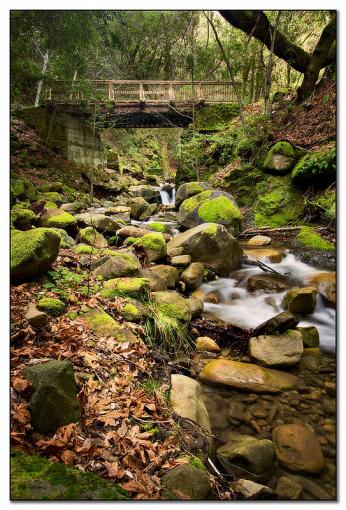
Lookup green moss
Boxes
[100,277,150,299]
[198,195,242,223]
[45,211,77,229]
[11,228,61,279]
[262,141,297,173]
[181,190,213,213]
[189,456,207,472]
[148,222,166,233]
[124,237,137,246]
[11,178,37,202]
[11,208,37,230]
[83,308,134,341]
[37,297,66,316]
[254,175,305,227]
[43,192,63,205]
[291,146,336,187]
[121,302,142,321]
[202,223,218,236]
[99,250,141,272]
[134,232,166,251]
[79,227,107,248]
[74,244,96,255]
[11,450,129,500]
[45,201,58,209]
[194,103,240,131]
[296,226,335,250]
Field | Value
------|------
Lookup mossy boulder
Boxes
[100,277,150,299]
[254,175,305,227]
[167,223,243,277]
[147,222,167,233]
[194,102,240,131]
[262,141,301,174]
[217,435,275,482]
[51,228,75,248]
[223,164,263,208]
[128,197,157,221]
[79,227,107,248]
[74,243,97,255]
[11,208,37,230]
[291,146,336,187]
[295,226,334,250]
[24,360,80,433]
[199,359,302,393]
[149,265,179,289]
[82,307,137,342]
[178,190,242,235]
[282,287,317,314]
[175,181,213,208]
[119,300,149,322]
[43,192,63,206]
[11,228,61,280]
[37,297,66,316]
[249,330,304,367]
[11,177,37,202]
[139,269,167,292]
[297,326,320,348]
[92,252,141,279]
[128,184,161,203]
[307,271,336,307]
[133,233,166,262]
[11,451,129,500]
[38,210,78,237]
[151,291,193,323]
[74,213,122,234]
[161,463,211,500]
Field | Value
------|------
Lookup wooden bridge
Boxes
[42,80,238,128]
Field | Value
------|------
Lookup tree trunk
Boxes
[34,51,49,107]
[264,12,281,115]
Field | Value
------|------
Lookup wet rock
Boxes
[24,360,80,433]
[249,330,303,367]
[128,197,157,220]
[247,235,272,246]
[170,374,211,432]
[297,326,320,348]
[199,359,303,393]
[24,303,48,328]
[170,254,191,267]
[76,213,122,234]
[247,274,288,292]
[231,479,274,499]
[195,336,220,353]
[217,433,275,482]
[161,464,211,500]
[275,476,303,500]
[186,297,204,318]
[307,271,336,307]
[273,423,325,473]
[149,265,179,289]
[181,262,204,290]
[282,287,317,314]
[227,401,250,423]
[167,223,243,277]
[253,311,299,336]
[117,225,153,239]
[244,247,284,263]
[128,184,161,203]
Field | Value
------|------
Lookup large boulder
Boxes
[74,213,122,234]
[175,181,213,208]
[133,233,166,262]
[217,434,275,482]
[307,271,336,307]
[199,359,303,393]
[262,141,301,174]
[128,197,157,220]
[291,146,336,187]
[297,326,320,348]
[11,228,60,280]
[24,360,80,433]
[38,210,78,237]
[11,177,37,202]
[247,274,289,292]
[249,330,304,367]
[273,424,325,474]
[92,252,141,279]
[11,208,37,230]
[151,291,192,322]
[167,223,243,277]
[170,374,211,432]
[128,184,161,203]
[139,268,167,291]
[100,277,150,299]
[253,311,299,336]
[282,287,317,314]
[161,464,211,500]
[178,190,242,235]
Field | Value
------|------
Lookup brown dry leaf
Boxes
[61,449,76,465]
[12,403,31,426]
[12,378,32,394]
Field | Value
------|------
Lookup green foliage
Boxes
[291,146,336,186]
[194,103,240,131]
[144,301,194,355]
[42,266,100,298]
[296,226,334,250]
[139,377,162,397]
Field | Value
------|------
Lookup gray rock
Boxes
[149,265,179,289]
[24,303,48,328]
[24,360,80,433]
[175,181,214,208]
[253,311,299,336]
[249,330,304,367]
[181,262,204,290]
[161,464,211,500]
[297,326,320,347]
[170,374,211,432]
[92,252,141,279]
[282,287,317,314]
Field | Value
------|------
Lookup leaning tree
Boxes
[219,10,336,101]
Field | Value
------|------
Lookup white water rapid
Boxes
[160,187,176,206]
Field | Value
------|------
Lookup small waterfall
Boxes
[160,186,176,206]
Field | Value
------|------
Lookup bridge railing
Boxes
[44,80,238,104]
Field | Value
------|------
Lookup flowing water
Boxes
[159,187,176,206]
[199,249,335,352]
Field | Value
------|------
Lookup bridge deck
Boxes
[44,80,238,105]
